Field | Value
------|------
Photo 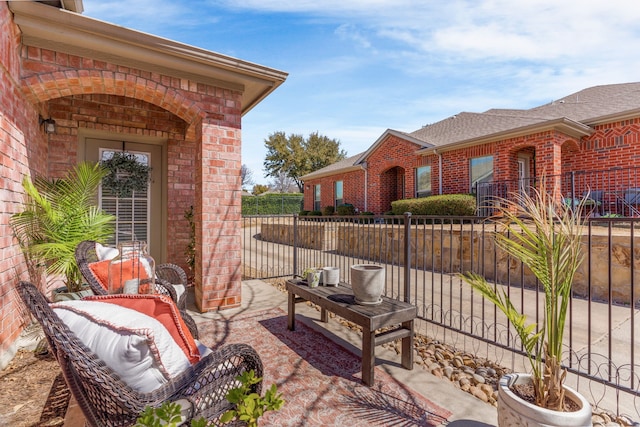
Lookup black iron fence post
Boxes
[403,212,411,303]
[293,213,298,277]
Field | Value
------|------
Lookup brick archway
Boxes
[20,69,204,125]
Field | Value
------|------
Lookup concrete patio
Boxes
[64,279,498,426]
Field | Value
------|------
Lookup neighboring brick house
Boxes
[302,83,640,215]
[0,1,286,367]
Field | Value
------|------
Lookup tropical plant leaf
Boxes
[460,179,586,409]
[10,162,115,291]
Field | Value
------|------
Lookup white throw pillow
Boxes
[95,242,119,261]
[52,300,191,393]
[173,284,186,300]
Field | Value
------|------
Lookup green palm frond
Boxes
[461,180,586,409]
[11,162,115,291]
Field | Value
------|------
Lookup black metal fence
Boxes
[241,213,640,419]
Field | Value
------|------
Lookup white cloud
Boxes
[335,24,372,49]
[83,0,640,182]
[83,0,219,32]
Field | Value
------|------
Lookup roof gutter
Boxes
[300,164,364,181]
[584,107,640,126]
[9,1,288,115]
[415,117,593,156]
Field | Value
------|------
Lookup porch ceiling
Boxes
[9,1,288,115]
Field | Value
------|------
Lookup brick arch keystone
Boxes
[559,137,581,153]
[21,70,203,124]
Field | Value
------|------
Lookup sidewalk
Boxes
[65,279,498,426]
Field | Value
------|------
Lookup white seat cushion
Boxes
[52,300,192,393]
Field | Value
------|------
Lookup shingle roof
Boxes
[302,82,640,180]
[411,82,640,148]
[301,152,365,180]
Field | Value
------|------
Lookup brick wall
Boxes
[1,1,246,367]
[46,94,194,269]
[194,118,242,311]
[19,45,244,313]
[361,135,427,214]
[303,121,640,217]
[303,169,365,212]
[0,2,46,369]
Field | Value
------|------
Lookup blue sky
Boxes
[83,0,640,185]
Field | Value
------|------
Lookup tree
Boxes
[269,171,296,193]
[241,164,254,190]
[252,184,270,195]
[263,131,346,192]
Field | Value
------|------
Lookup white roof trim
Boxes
[9,1,288,114]
[354,129,433,164]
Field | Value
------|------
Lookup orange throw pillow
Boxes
[84,294,200,364]
[89,259,150,292]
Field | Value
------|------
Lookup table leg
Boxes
[401,320,414,370]
[362,327,375,386]
[287,291,296,331]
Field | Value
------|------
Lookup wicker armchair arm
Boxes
[175,343,264,423]
[156,263,189,308]
[156,263,188,286]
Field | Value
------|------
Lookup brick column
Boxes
[538,136,564,199]
[193,115,242,312]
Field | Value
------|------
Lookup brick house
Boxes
[302,83,640,215]
[0,0,287,367]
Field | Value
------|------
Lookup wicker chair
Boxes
[17,281,262,427]
[75,240,198,338]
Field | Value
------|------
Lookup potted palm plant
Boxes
[461,182,592,426]
[11,162,115,300]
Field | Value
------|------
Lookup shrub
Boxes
[241,193,303,215]
[322,205,335,216]
[298,210,310,216]
[309,210,323,216]
[358,212,375,224]
[391,194,476,216]
[336,204,356,215]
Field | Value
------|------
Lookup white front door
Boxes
[83,138,164,261]
[517,155,531,199]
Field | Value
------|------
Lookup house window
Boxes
[314,185,321,211]
[470,155,494,193]
[415,166,431,198]
[335,181,343,207]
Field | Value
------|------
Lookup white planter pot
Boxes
[498,373,592,427]
[322,267,340,286]
[350,264,385,305]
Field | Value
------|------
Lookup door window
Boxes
[99,149,151,246]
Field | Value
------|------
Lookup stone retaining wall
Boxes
[260,222,334,251]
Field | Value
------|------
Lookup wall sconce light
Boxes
[39,115,56,134]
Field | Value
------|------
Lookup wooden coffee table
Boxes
[285,278,416,386]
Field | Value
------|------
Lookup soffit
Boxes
[9,1,288,115]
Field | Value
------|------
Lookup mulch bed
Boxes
[0,349,68,427]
